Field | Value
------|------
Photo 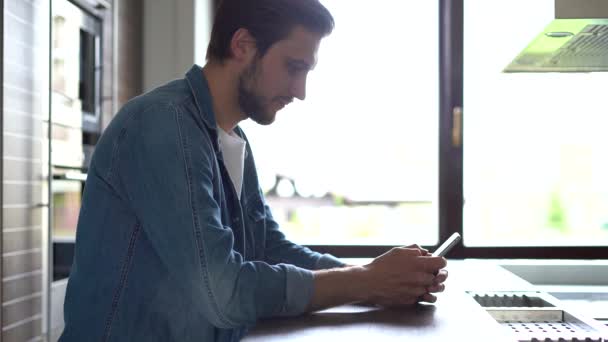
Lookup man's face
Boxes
[238,26,322,125]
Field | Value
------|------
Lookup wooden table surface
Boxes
[243,260,533,341]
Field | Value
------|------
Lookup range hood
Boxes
[504,0,608,72]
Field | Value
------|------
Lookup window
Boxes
[241,0,440,246]
[234,0,607,258]
[463,0,608,248]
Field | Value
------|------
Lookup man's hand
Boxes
[403,243,449,304]
[307,245,448,312]
[362,246,447,307]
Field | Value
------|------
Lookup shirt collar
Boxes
[185,64,218,132]
[185,64,249,159]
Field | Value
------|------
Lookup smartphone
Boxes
[432,232,461,257]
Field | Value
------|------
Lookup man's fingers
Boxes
[427,283,445,293]
[404,272,435,287]
[405,244,429,255]
[393,247,423,257]
[368,245,448,309]
[417,256,447,273]
[409,286,430,297]
[434,269,448,284]
[419,293,437,303]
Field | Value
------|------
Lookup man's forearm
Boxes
[306,265,371,312]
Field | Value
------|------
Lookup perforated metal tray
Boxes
[503,321,601,342]
[472,293,555,308]
[467,291,607,342]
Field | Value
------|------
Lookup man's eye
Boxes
[287,64,298,75]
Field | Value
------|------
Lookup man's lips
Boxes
[276,98,293,107]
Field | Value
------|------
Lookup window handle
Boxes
[452,106,462,148]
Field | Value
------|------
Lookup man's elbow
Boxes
[203,269,260,329]
[205,292,257,329]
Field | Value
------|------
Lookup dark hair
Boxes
[206,0,335,62]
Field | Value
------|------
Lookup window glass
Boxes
[463,0,608,246]
[241,0,440,245]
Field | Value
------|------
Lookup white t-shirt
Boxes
[217,128,246,199]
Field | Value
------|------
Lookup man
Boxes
[60,0,448,341]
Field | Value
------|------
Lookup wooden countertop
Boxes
[243,260,532,341]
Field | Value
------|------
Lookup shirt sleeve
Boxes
[116,104,314,328]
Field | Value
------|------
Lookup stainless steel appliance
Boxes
[51,0,104,280]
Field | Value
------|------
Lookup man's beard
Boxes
[238,59,275,125]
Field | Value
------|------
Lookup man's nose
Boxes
[291,75,307,101]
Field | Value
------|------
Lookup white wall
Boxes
[143,0,214,92]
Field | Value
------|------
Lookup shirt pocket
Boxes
[246,194,266,221]
[246,195,267,260]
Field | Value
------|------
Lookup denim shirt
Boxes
[59,65,344,342]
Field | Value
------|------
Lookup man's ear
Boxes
[230,28,257,63]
